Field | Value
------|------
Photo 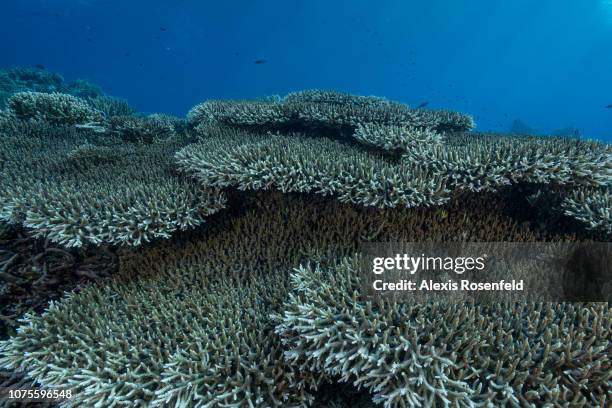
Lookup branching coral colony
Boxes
[0,82,610,407]
[0,93,226,248]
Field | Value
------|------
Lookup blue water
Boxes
[1,0,611,141]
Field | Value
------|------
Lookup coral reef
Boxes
[106,114,180,143]
[352,122,443,153]
[0,66,136,125]
[407,132,611,192]
[0,225,116,339]
[562,188,611,235]
[6,91,141,127]
[176,128,450,208]
[179,113,610,212]
[85,95,136,118]
[188,90,475,155]
[0,67,65,108]
[276,257,611,407]
[0,83,610,407]
[3,87,607,248]
[0,249,308,406]
[0,119,225,247]
[0,66,108,109]
[0,190,580,407]
[0,87,210,249]
[7,92,104,125]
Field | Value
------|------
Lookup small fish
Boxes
[34,64,45,69]
[253,59,266,64]
[160,27,167,31]
[605,104,612,109]
[124,52,131,57]
[416,101,428,109]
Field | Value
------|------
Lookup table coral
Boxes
[276,257,611,407]
[0,119,225,248]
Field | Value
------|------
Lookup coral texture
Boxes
[0,191,565,407]
[0,85,610,408]
[85,95,136,118]
[408,133,612,192]
[178,128,610,213]
[276,257,612,407]
[562,188,611,235]
[7,92,104,125]
[0,66,136,123]
[106,114,180,143]
[176,128,450,208]
[0,120,225,247]
[188,90,476,137]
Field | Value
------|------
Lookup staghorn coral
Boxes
[282,89,391,106]
[562,188,611,235]
[276,259,476,407]
[84,94,136,118]
[282,90,475,133]
[65,142,137,164]
[187,90,475,147]
[0,66,135,125]
[276,257,612,407]
[105,114,181,143]
[406,132,612,192]
[1,257,312,407]
[0,119,225,247]
[177,125,611,220]
[0,189,564,407]
[0,108,11,126]
[0,367,56,408]
[183,92,609,229]
[7,91,104,125]
[176,128,451,208]
[353,122,443,153]
[523,185,612,239]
